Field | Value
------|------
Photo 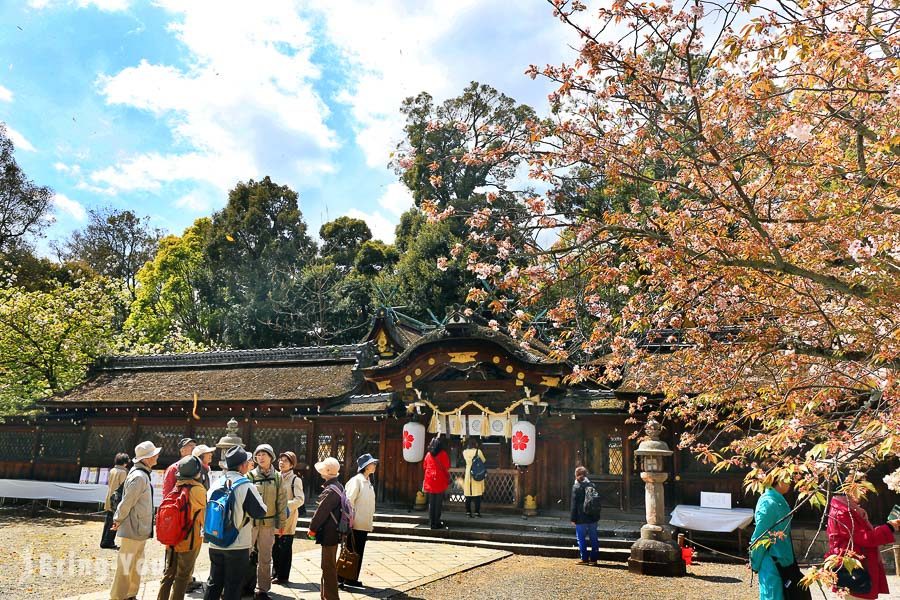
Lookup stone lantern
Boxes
[628,419,685,576]
[215,417,245,470]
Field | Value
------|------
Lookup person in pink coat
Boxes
[826,488,900,599]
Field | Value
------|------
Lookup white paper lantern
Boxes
[510,420,536,466]
[402,421,426,462]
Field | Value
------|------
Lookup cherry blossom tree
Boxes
[404,0,900,546]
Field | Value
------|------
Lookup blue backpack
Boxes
[470,453,487,482]
[204,476,250,546]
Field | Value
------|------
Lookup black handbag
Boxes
[836,564,872,595]
[775,561,812,600]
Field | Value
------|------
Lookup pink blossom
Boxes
[488,319,500,331]
[786,121,814,143]
[436,257,449,272]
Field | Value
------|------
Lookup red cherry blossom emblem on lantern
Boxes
[403,430,415,450]
[512,430,530,451]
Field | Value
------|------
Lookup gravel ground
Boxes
[0,512,321,599]
[0,512,206,599]
[399,554,761,600]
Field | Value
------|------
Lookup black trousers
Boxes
[100,510,117,548]
[428,492,443,528]
[272,534,294,581]
[204,548,249,600]
[337,530,369,584]
[465,496,482,515]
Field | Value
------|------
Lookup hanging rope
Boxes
[413,397,536,437]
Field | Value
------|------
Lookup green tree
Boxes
[0,124,53,252]
[204,177,317,348]
[354,239,399,277]
[319,216,372,270]
[0,277,117,415]
[126,218,218,345]
[57,208,162,302]
[392,82,536,213]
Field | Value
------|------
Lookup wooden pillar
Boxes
[624,435,633,511]
[377,417,387,502]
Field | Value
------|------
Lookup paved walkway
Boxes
[64,540,510,600]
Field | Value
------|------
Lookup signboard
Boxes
[700,491,732,509]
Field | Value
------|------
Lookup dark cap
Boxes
[225,445,252,470]
[178,437,196,449]
[176,455,202,479]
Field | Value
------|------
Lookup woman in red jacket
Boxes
[826,488,900,599]
[423,437,451,529]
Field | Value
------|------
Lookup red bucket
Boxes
[681,546,693,565]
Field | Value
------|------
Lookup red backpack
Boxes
[156,485,194,547]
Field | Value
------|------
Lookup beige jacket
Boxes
[249,465,286,528]
[345,472,376,532]
[104,465,128,511]
[279,471,305,535]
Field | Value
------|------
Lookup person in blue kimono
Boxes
[750,478,795,600]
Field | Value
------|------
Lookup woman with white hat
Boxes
[307,456,345,600]
[340,453,379,589]
[109,440,161,600]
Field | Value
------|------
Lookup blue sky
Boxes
[0,0,574,253]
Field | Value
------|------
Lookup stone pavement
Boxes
[64,540,510,600]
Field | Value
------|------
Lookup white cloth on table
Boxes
[0,479,108,503]
[669,504,754,532]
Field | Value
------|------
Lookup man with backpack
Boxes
[307,456,346,600]
[204,446,267,600]
[110,440,160,600]
[570,466,601,565]
[246,443,287,600]
[163,438,197,496]
[156,455,206,600]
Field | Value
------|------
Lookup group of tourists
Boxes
[103,437,307,600]
[750,477,900,600]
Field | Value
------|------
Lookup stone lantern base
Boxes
[627,526,686,577]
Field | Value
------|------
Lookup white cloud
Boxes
[91,1,337,195]
[174,191,214,214]
[52,193,87,222]
[0,85,12,102]
[377,182,413,217]
[311,1,572,170]
[346,208,397,244]
[4,125,36,152]
[54,161,82,176]
[312,1,480,168]
[340,183,413,243]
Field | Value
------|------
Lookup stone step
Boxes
[362,531,635,560]
[296,512,640,538]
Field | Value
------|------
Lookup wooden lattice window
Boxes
[192,425,227,448]
[39,431,83,461]
[0,430,35,461]
[85,425,133,461]
[138,423,188,459]
[317,434,333,462]
[447,468,518,505]
[335,434,346,463]
[607,436,624,476]
[251,427,308,464]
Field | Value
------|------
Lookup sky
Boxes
[0,0,577,253]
